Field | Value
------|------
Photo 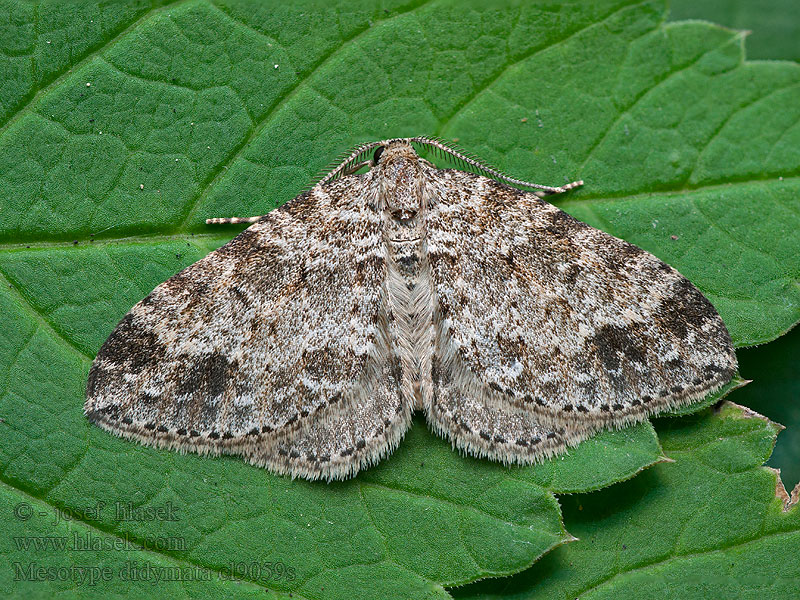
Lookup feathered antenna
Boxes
[409,136,583,195]
[206,137,582,225]
[314,140,386,187]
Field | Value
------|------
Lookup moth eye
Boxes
[372,146,384,164]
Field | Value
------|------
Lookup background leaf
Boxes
[668,0,800,496]
[670,0,800,62]
[0,0,798,598]
[454,403,800,600]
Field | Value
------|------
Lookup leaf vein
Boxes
[175,0,437,230]
[435,2,634,138]
[686,81,800,184]
[577,33,742,173]
[0,267,91,361]
[360,480,540,529]
[0,0,187,137]
[0,477,286,596]
[574,529,800,598]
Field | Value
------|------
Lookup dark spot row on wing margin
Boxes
[440,409,551,449]
[89,390,353,442]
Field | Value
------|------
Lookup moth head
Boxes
[373,140,426,219]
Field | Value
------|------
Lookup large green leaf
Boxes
[0,1,798,598]
[454,402,800,599]
[669,0,800,506]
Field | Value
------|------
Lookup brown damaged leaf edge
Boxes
[719,401,798,512]
[775,477,800,513]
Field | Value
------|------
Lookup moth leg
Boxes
[531,179,584,198]
[205,215,264,225]
[556,179,584,192]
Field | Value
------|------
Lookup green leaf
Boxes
[668,0,800,514]
[0,481,276,599]
[453,402,800,599]
[0,1,798,598]
[670,0,800,62]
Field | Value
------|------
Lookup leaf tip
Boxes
[722,401,784,432]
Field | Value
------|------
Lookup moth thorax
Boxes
[377,146,425,213]
[379,158,426,242]
[383,205,425,243]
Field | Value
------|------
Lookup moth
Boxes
[86,137,737,480]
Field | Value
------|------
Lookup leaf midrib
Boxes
[4,172,799,249]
